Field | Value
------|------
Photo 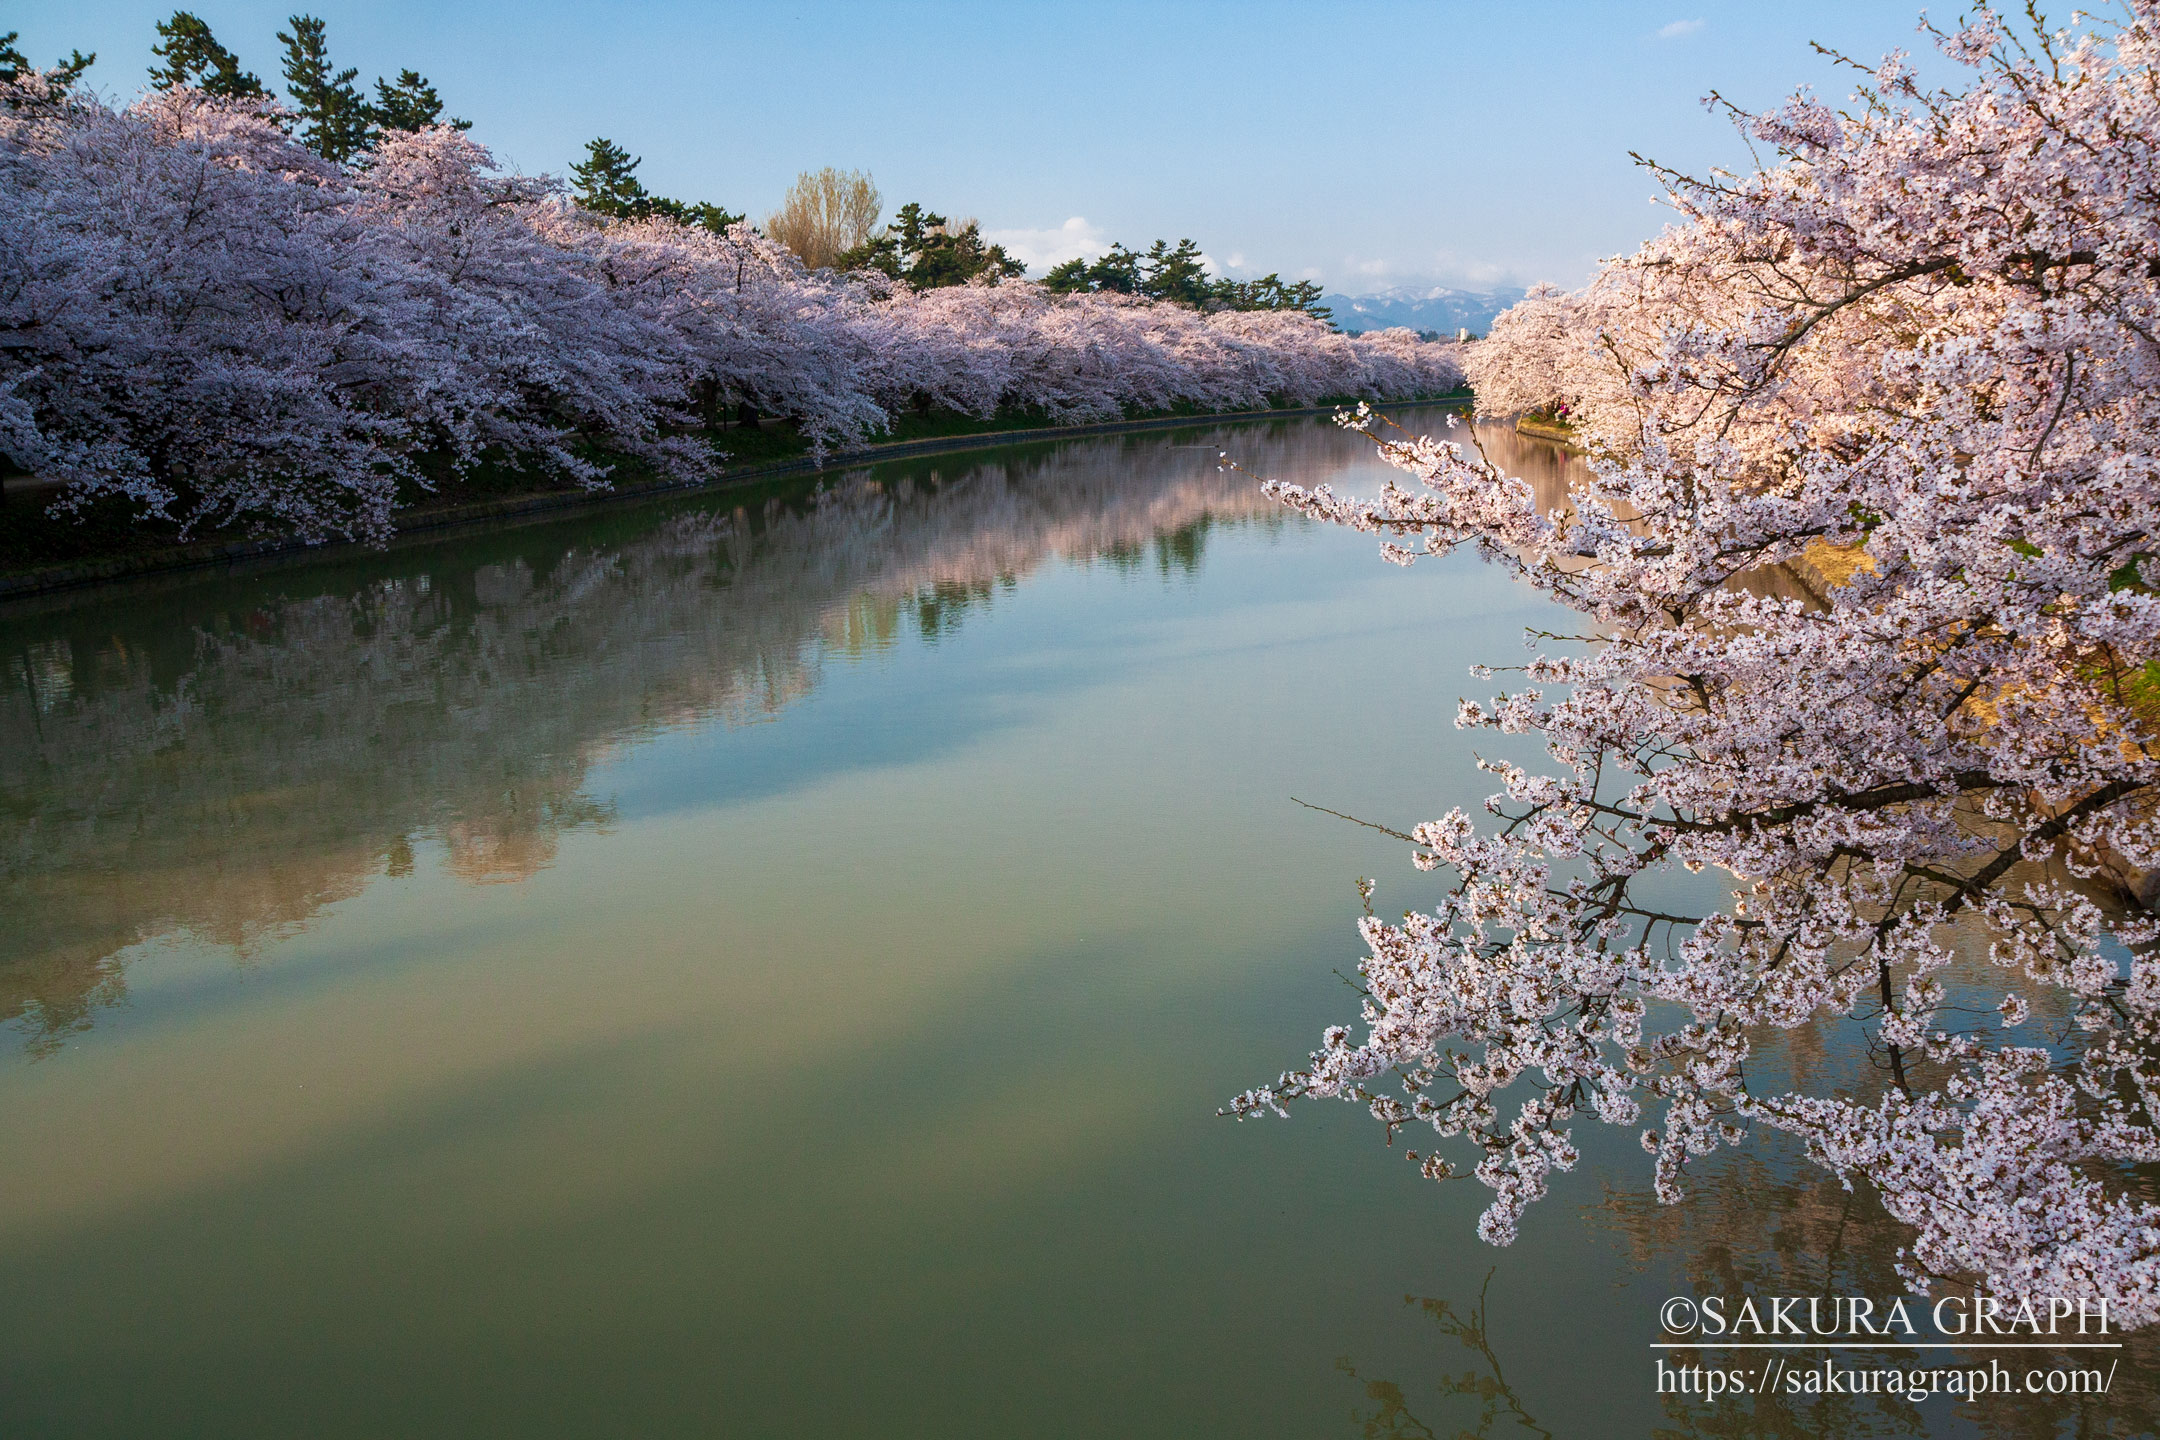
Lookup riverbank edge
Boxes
[1514,416,1585,453]
[0,395,1469,604]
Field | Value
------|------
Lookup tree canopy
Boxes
[1045,238,1327,319]
[763,168,881,271]
[369,68,468,134]
[0,8,1460,557]
[143,13,470,156]
[276,15,370,163]
[149,12,265,98]
[0,31,94,89]
[1243,2,2160,1329]
[836,202,1024,288]
[569,137,741,232]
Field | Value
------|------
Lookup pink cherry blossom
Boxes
[1240,4,2160,1327]
[0,74,1461,544]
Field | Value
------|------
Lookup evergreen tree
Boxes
[1039,257,1086,292]
[1043,238,1327,318]
[1138,239,1211,308]
[367,68,467,133]
[276,14,369,162]
[569,138,739,229]
[57,47,95,89]
[1044,244,1144,296]
[840,202,1022,288]
[1213,273,1330,320]
[0,31,94,88]
[644,197,746,234]
[571,138,649,218]
[148,12,265,97]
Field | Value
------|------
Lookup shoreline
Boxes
[1513,416,1584,452]
[0,396,1468,606]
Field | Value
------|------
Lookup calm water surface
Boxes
[2,412,2150,1438]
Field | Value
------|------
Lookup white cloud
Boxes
[983,216,1108,272]
[1658,18,1704,37]
[1331,251,1520,294]
[984,219,1235,277]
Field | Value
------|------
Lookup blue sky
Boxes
[19,1,1963,292]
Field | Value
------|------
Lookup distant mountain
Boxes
[1319,285,1526,337]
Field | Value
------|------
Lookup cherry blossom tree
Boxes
[1238,5,2160,1326]
[357,128,710,492]
[0,87,711,543]
[0,69,1461,545]
[0,81,420,542]
[1458,283,1586,421]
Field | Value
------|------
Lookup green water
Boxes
[1,413,2148,1438]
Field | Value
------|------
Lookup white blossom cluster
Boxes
[0,78,1462,545]
[1236,6,2160,1325]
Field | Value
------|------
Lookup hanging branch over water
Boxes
[1235,3,2160,1326]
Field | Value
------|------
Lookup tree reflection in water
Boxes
[0,417,1412,1054]
[1605,1150,2160,1440]
[1339,1147,2159,1439]
[1338,1271,1553,1440]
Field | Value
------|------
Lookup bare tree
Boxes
[763,167,879,270]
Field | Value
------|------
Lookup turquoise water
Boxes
[0,412,2147,1438]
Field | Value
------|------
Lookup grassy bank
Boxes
[1512,412,1582,451]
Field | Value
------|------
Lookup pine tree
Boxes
[569,138,740,230]
[1042,238,1321,316]
[0,31,94,88]
[1214,274,1329,319]
[368,69,467,133]
[644,198,746,234]
[276,14,370,162]
[148,12,265,97]
[836,203,1022,288]
[1139,240,1211,308]
[1044,244,1144,297]
[571,138,649,218]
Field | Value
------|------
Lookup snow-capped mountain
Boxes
[1319,285,1527,337]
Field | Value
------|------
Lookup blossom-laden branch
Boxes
[1237,4,2160,1326]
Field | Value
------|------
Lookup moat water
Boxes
[2,410,2145,1437]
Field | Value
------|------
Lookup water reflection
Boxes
[0,420,1400,1053]
[1457,421,1579,520]
[1338,1273,1553,1440]
[1617,1153,2159,1438]
[6,409,2146,1439]
[1339,1149,2160,1439]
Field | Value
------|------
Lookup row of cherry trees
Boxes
[1246,6,2160,1323]
[0,78,1462,545]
